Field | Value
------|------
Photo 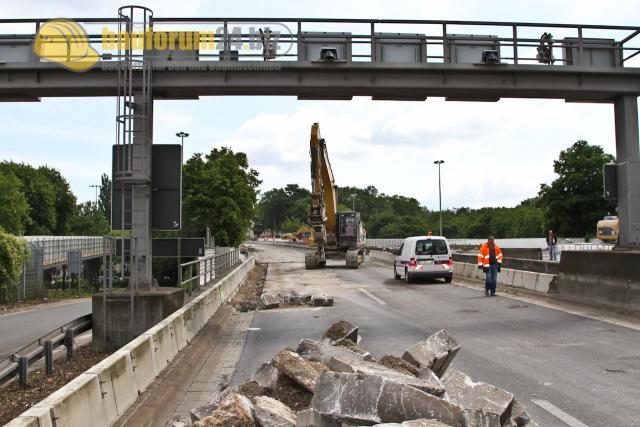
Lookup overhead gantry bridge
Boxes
[1,13,639,287]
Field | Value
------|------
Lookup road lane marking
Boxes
[532,399,589,427]
[358,288,386,305]
[247,327,261,331]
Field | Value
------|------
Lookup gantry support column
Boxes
[614,95,640,248]
[131,91,153,288]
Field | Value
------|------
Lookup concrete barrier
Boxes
[4,406,53,427]
[145,320,177,373]
[454,262,555,293]
[85,350,138,422]
[27,373,111,427]
[452,253,559,275]
[6,256,257,427]
[368,250,396,265]
[558,251,640,312]
[121,334,159,393]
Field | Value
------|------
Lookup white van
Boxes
[393,236,454,283]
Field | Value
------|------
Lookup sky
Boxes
[1,0,639,211]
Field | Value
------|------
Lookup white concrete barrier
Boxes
[4,406,53,427]
[5,256,257,427]
[121,334,159,393]
[368,250,396,265]
[85,350,138,422]
[454,261,555,293]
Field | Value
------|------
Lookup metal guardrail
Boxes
[365,237,614,251]
[180,247,240,295]
[0,314,92,388]
[0,17,639,66]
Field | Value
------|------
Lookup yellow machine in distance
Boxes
[305,123,366,269]
[597,216,619,242]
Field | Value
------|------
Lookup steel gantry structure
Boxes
[1,12,640,286]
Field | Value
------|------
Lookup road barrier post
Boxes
[44,340,54,375]
[18,356,28,387]
[65,329,74,358]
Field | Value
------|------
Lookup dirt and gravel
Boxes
[0,347,110,425]
[270,375,313,412]
[379,355,420,376]
[230,263,267,312]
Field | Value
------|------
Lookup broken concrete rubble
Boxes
[296,409,340,427]
[260,293,283,309]
[374,419,453,427]
[327,356,446,397]
[252,395,297,427]
[321,319,358,344]
[312,372,466,426]
[272,349,328,393]
[296,339,371,365]
[313,296,334,307]
[184,320,536,427]
[442,369,514,426]
[254,362,282,391]
[194,392,255,427]
[402,329,461,377]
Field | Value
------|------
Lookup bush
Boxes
[0,230,30,303]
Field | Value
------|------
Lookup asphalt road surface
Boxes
[0,299,91,359]
[232,244,640,427]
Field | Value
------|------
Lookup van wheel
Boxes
[405,269,412,284]
[444,275,453,284]
[394,266,401,280]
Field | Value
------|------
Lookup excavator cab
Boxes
[337,212,363,248]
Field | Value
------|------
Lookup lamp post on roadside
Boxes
[176,131,189,151]
[434,160,445,236]
[350,193,357,211]
[89,184,99,205]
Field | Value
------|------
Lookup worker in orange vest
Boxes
[477,235,503,297]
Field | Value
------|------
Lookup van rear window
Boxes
[415,239,448,255]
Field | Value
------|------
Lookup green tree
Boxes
[539,140,615,237]
[0,170,29,235]
[98,173,112,225]
[259,188,291,233]
[182,147,260,246]
[38,166,77,235]
[0,230,30,302]
[70,202,111,236]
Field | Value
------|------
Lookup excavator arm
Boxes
[309,123,337,248]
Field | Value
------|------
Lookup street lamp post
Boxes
[350,193,357,211]
[433,160,445,236]
[89,184,99,205]
[176,131,189,150]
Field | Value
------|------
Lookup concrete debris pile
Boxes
[186,320,537,427]
[258,291,334,310]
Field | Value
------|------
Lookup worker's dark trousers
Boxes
[484,264,498,294]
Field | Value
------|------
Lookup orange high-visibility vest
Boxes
[477,242,503,267]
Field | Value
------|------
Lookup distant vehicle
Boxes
[597,215,619,243]
[393,236,453,284]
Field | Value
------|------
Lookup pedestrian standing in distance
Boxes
[546,229,558,261]
[477,235,503,297]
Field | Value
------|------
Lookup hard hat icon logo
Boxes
[33,20,99,72]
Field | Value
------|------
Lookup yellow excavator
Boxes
[305,123,366,269]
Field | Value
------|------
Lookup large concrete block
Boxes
[328,356,445,397]
[312,372,465,426]
[272,349,328,393]
[252,396,297,427]
[296,409,340,427]
[402,330,461,377]
[260,293,283,309]
[253,362,282,390]
[297,339,371,365]
[195,393,254,427]
[374,420,453,427]
[92,287,185,352]
[441,369,514,426]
